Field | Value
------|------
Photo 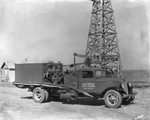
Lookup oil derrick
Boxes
[85,0,122,78]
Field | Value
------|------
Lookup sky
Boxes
[0,0,149,70]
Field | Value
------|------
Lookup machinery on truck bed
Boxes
[13,0,137,108]
[13,61,136,108]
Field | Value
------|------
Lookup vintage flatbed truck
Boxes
[13,62,137,108]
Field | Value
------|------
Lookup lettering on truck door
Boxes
[78,70,96,92]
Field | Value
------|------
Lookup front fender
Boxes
[100,86,123,98]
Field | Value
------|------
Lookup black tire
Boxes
[104,90,122,108]
[44,90,49,102]
[33,87,46,103]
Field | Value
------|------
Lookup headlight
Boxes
[121,84,125,89]
[128,82,132,87]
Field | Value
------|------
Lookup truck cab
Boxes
[64,67,123,95]
[62,67,136,108]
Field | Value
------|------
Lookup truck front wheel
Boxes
[104,90,122,108]
[33,87,46,103]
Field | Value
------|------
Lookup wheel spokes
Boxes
[107,93,118,105]
[35,92,42,100]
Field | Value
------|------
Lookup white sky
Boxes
[0,0,149,69]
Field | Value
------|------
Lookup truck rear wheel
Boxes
[33,87,46,103]
[104,90,122,108]
[44,90,49,102]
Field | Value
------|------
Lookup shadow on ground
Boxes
[62,98,105,106]
[21,96,33,99]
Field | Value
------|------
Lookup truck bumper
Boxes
[122,91,137,99]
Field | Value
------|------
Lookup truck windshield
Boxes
[82,71,93,78]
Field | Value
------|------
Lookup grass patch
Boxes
[131,81,150,88]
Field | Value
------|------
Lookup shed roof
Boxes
[1,62,15,69]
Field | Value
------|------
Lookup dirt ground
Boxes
[0,85,150,120]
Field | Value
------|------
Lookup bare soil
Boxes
[0,85,150,120]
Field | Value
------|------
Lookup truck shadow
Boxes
[58,98,105,106]
[21,96,33,99]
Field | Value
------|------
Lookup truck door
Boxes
[78,70,96,93]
